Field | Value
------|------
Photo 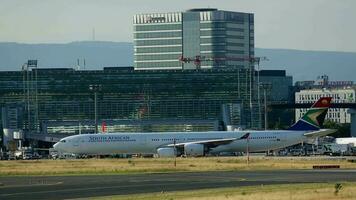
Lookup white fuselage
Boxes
[53,130,309,155]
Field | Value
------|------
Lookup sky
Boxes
[0,0,356,52]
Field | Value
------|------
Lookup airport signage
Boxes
[146,16,166,23]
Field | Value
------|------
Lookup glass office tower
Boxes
[133,8,254,70]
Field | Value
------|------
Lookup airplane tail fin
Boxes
[288,97,332,131]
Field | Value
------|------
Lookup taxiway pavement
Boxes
[1,169,356,200]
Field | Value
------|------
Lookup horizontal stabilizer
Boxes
[303,129,336,138]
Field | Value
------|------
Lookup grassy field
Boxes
[92,182,356,200]
[0,156,355,176]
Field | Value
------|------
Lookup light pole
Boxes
[22,60,39,132]
[262,84,271,130]
[264,87,267,130]
[257,65,261,130]
[253,57,269,129]
[174,138,177,167]
[246,133,250,165]
[22,63,31,131]
[89,84,101,134]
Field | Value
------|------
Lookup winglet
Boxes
[239,133,250,140]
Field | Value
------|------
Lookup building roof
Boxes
[257,70,286,77]
[187,8,218,12]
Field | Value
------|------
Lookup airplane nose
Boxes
[53,142,61,151]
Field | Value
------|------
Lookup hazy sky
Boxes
[1,0,355,52]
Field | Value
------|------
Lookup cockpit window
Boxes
[61,140,66,143]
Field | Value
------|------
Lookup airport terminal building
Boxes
[0,66,258,138]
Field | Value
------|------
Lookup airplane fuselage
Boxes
[54,130,308,155]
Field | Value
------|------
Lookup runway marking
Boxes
[0,180,216,197]
[0,181,63,189]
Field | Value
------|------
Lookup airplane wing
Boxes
[303,129,336,138]
[166,133,250,149]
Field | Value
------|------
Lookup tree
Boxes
[323,120,351,138]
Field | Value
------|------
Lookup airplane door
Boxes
[137,135,147,152]
[278,133,288,142]
[273,133,288,150]
[140,135,146,145]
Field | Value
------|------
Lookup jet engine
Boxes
[184,143,204,156]
[157,147,176,157]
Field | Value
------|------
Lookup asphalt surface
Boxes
[1,170,356,200]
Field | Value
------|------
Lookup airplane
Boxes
[53,97,335,157]
[334,137,356,146]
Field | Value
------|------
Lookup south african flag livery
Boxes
[288,97,332,131]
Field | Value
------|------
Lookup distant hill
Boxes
[0,41,355,82]
[255,48,356,82]
[0,41,133,70]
